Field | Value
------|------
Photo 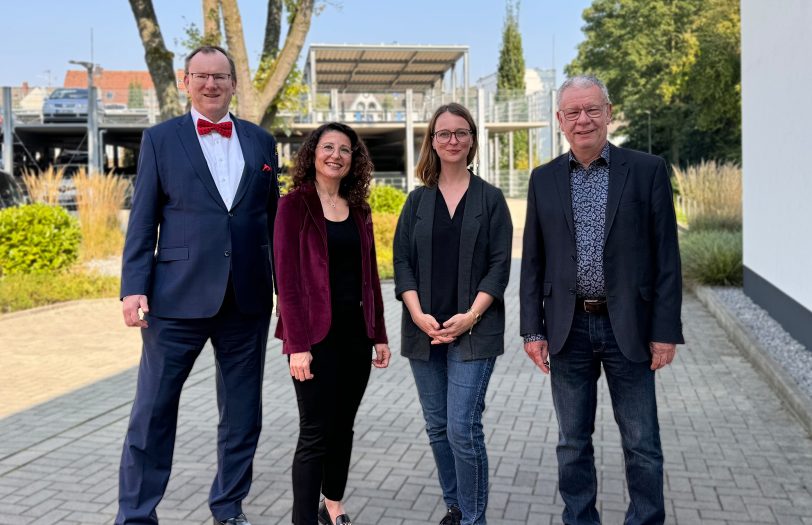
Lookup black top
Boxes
[326,215,362,307]
[431,190,467,325]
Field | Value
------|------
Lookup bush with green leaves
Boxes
[680,229,742,286]
[0,269,119,312]
[0,203,82,276]
[372,212,398,280]
[368,185,406,214]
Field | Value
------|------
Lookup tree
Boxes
[128,81,145,109]
[496,0,529,170]
[128,0,183,120]
[567,0,740,165]
[129,0,314,126]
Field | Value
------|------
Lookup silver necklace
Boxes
[316,185,338,208]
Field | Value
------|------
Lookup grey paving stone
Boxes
[1,261,812,524]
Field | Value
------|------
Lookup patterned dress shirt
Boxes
[570,142,610,298]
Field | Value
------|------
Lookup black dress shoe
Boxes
[214,513,252,525]
[439,506,462,525]
[318,500,353,525]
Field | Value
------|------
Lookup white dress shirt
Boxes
[191,107,245,210]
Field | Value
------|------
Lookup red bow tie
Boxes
[197,119,233,138]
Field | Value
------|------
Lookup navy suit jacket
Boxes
[121,113,279,318]
[519,144,684,362]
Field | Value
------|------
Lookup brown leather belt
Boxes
[576,297,608,315]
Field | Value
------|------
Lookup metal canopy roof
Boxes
[305,44,468,92]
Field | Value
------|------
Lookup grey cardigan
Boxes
[393,174,513,361]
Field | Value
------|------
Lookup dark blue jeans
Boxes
[551,311,664,525]
[410,344,496,525]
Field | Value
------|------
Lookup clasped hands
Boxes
[412,311,476,345]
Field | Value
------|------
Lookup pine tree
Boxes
[497,0,529,170]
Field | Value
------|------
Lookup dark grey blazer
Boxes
[393,174,513,361]
[519,144,684,362]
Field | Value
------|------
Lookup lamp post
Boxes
[69,60,101,175]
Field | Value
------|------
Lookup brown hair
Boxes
[415,103,479,187]
[184,45,237,81]
[290,122,374,207]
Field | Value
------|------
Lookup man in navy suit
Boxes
[116,46,278,525]
[520,75,683,524]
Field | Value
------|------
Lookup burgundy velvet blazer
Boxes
[273,182,388,354]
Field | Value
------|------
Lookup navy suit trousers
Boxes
[116,284,270,525]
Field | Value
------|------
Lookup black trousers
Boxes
[290,304,372,525]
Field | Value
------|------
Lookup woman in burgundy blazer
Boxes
[273,122,390,525]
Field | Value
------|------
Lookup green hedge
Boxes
[369,185,406,214]
[372,212,398,280]
[0,203,82,276]
[681,229,742,286]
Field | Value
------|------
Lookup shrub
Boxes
[369,184,406,214]
[0,269,119,312]
[372,212,398,280]
[673,161,742,231]
[680,229,742,286]
[0,203,82,276]
[74,169,128,260]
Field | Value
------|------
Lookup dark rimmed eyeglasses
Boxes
[432,129,473,144]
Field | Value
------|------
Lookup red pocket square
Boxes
[262,163,272,172]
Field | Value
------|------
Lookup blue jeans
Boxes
[551,311,664,525]
[410,344,496,525]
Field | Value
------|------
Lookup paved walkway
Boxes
[1,262,811,524]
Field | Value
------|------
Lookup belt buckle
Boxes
[582,299,603,314]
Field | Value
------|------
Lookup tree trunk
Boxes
[220,0,314,125]
[256,0,313,113]
[128,0,183,120]
[220,0,260,121]
[263,0,282,60]
[202,0,221,45]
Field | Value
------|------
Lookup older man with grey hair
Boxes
[520,75,683,524]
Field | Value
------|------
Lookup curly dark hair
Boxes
[290,122,374,207]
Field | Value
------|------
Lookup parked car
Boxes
[42,88,103,123]
[0,169,26,209]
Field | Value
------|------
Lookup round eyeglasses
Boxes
[432,129,473,144]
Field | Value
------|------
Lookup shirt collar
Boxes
[191,107,233,126]
[569,142,611,169]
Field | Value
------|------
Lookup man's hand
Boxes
[372,344,391,368]
[524,339,550,374]
[122,295,149,328]
[650,342,677,370]
[290,351,314,381]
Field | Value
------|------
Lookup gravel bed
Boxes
[713,286,812,399]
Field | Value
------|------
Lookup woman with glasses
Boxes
[274,122,391,525]
[393,103,512,525]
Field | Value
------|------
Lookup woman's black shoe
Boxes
[318,501,353,525]
[439,505,462,525]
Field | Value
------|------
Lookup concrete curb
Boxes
[692,285,812,437]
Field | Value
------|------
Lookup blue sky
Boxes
[3,0,592,87]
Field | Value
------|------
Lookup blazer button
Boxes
[224,250,231,257]
[568,288,576,295]
[228,212,234,217]
[570,254,576,261]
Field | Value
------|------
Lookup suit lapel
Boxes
[176,114,227,210]
[552,155,575,237]
[457,174,482,309]
[231,116,255,210]
[414,186,437,312]
[604,144,629,244]
[302,184,328,247]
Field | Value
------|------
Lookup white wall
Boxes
[742,0,812,311]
